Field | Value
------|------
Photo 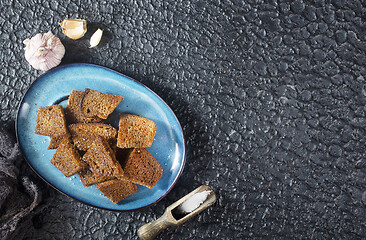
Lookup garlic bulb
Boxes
[59,19,87,40]
[23,31,65,71]
[90,28,103,48]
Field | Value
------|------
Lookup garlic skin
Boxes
[23,31,65,71]
[90,28,103,48]
[59,19,87,40]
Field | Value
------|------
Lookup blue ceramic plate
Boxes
[16,63,185,211]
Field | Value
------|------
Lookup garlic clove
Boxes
[89,28,103,48]
[59,19,87,40]
[23,31,65,71]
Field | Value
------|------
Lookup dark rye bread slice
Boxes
[50,138,86,177]
[97,179,137,204]
[68,123,117,151]
[118,148,163,189]
[79,168,116,187]
[48,135,69,149]
[65,90,101,124]
[35,105,69,137]
[82,136,124,178]
[80,88,123,119]
[117,114,156,149]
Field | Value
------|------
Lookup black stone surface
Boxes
[1,0,366,239]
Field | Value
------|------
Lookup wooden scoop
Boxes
[137,185,216,240]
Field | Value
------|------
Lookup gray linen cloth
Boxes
[0,124,48,240]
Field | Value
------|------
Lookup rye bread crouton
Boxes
[35,105,69,137]
[50,138,86,177]
[65,90,101,124]
[82,136,124,178]
[117,114,156,149]
[68,123,117,151]
[80,88,123,119]
[97,179,137,204]
[118,148,162,189]
[78,167,116,187]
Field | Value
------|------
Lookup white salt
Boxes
[178,190,211,213]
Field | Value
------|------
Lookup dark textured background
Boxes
[1,0,366,239]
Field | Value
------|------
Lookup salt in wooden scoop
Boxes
[137,185,216,240]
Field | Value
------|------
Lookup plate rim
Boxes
[15,63,186,212]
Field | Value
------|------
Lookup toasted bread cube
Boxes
[97,179,137,204]
[79,168,116,187]
[82,136,124,178]
[80,88,123,119]
[117,114,156,149]
[68,123,117,151]
[48,135,69,149]
[50,138,86,177]
[65,90,101,124]
[118,148,163,188]
[35,105,69,137]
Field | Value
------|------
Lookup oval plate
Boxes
[16,63,185,211]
